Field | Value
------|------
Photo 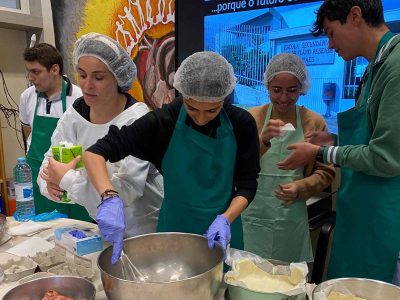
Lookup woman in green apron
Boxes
[276,1,400,283]
[242,53,335,263]
[83,52,261,264]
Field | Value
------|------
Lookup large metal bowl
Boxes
[312,278,400,299]
[1,276,96,300]
[98,232,224,300]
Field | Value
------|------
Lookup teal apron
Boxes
[26,80,92,221]
[328,31,400,283]
[158,105,244,251]
[243,105,313,263]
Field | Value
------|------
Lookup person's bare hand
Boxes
[260,119,285,145]
[275,183,299,206]
[39,170,64,201]
[305,131,334,146]
[277,142,319,170]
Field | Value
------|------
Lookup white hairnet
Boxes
[264,53,311,95]
[73,32,137,93]
[173,51,237,102]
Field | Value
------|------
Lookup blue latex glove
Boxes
[96,196,125,265]
[204,215,231,253]
[69,230,87,239]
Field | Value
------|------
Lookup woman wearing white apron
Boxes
[38,33,164,239]
[242,53,335,263]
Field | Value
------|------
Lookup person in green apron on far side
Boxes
[276,0,400,284]
[83,51,261,264]
[20,43,91,221]
[242,53,335,263]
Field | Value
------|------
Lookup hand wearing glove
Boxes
[96,196,125,264]
[204,215,231,254]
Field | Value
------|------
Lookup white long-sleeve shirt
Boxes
[37,100,163,238]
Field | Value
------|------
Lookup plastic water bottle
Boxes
[13,157,35,221]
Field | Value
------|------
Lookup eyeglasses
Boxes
[269,86,301,100]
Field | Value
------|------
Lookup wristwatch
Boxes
[100,189,119,201]
[316,146,326,163]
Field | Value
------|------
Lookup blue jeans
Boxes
[393,251,400,287]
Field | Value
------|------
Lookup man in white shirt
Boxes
[20,44,82,151]
[20,43,89,219]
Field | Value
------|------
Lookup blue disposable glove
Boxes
[96,196,125,265]
[69,230,87,239]
[204,215,231,253]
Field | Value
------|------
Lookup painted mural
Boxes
[50,0,175,109]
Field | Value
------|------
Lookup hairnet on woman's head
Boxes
[73,32,137,93]
[173,51,237,102]
[264,53,311,95]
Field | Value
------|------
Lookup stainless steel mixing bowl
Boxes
[312,277,400,299]
[1,275,96,300]
[97,232,224,300]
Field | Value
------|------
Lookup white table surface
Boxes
[0,217,229,300]
[0,217,112,299]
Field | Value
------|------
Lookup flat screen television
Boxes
[176,0,400,133]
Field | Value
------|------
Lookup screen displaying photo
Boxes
[204,0,400,133]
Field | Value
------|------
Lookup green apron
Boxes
[26,80,92,221]
[243,105,313,263]
[158,105,244,251]
[328,31,400,283]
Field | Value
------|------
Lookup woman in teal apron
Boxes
[84,52,261,264]
[26,79,92,222]
[242,53,335,263]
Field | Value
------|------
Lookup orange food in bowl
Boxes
[42,290,88,300]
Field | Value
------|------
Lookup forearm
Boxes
[323,144,400,177]
[259,134,271,158]
[22,125,31,141]
[83,151,114,195]
[222,196,248,224]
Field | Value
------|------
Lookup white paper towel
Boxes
[224,247,308,296]
[10,221,51,236]
[276,123,296,140]
[313,281,354,300]
[5,237,54,257]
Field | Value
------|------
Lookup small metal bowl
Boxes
[312,277,400,300]
[2,275,96,300]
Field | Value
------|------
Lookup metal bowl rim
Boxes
[311,277,400,297]
[97,232,224,284]
[1,275,96,300]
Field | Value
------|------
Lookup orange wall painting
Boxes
[51,0,175,109]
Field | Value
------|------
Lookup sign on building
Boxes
[281,38,335,65]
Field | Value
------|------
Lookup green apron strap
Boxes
[61,79,67,112]
[360,31,395,107]
[33,79,67,115]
